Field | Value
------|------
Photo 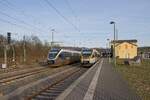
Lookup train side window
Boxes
[64,52,69,57]
[64,52,71,59]
[59,52,65,59]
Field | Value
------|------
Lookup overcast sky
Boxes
[0,0,150,47]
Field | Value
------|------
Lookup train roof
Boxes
[60,49,81,54]
[81,48,100,55]
[50,48,80,54]
[82,48,98,52]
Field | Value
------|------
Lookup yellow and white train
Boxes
[81,48,100,67]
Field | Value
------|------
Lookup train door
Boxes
[90,52,96,64]
[58,52,65,65]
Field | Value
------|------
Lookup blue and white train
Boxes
[47,48,81,67]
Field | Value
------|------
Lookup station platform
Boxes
[56,58,140,100]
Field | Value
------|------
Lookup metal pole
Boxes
[51,29,54,49]
[12,44,15,62]
[2,36,7,68]
[74,40,75,47]
[114,23,116,66]
[4,44,7,67]
[109,40,111,63]
[107,39,110,63]
[116,29,118,40]
[23,36,26,63]
[52,31,53,48]
[12,33,17,62]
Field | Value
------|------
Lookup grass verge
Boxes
[114,59,150,100]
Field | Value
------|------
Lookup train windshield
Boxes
[82,49,92,57]
[48,49,60,59]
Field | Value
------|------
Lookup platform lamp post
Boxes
[110,21,116,66]
[107,38,111,63]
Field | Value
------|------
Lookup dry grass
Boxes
[115,59,150,100]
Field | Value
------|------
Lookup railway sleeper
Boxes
[34,95,54,100]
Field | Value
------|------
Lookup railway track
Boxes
[0,63,80,86]
[26,67,87,100]
[0,66,46,79]
[0,64,42,74]
[0,60,48,76]
[0,68,49,85]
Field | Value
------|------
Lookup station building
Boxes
[111,39,138,59]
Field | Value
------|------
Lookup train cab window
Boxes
[48,53,58,59]
[82,49,92,57]
[48,48,60,59]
